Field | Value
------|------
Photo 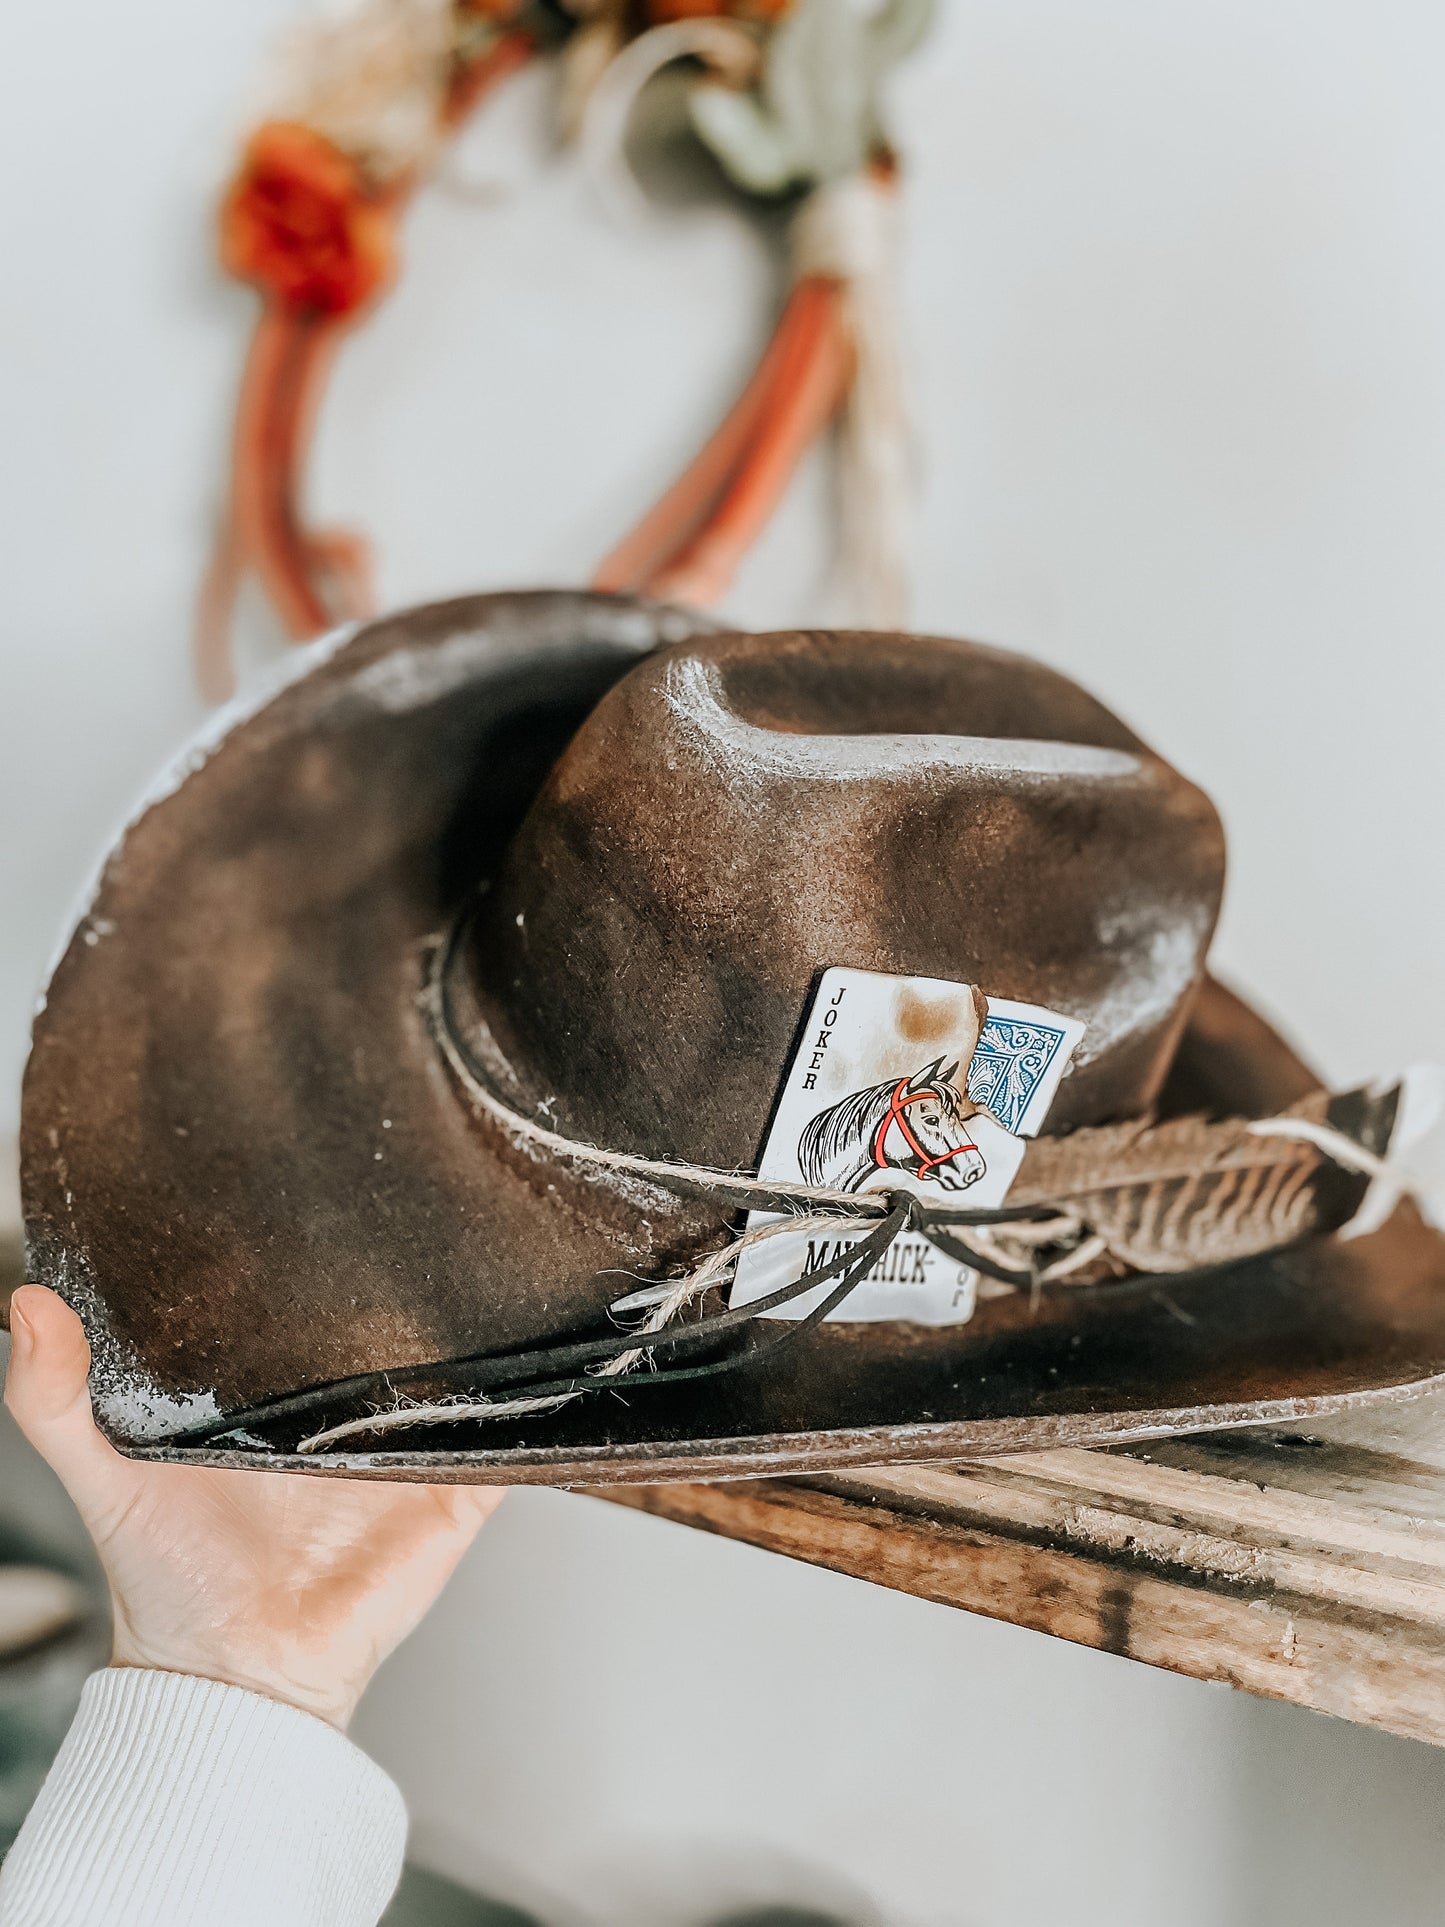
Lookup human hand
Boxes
[4,1283,502,1730]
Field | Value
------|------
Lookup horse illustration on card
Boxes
[798,1054,991,1193]
[798,983,994,1192]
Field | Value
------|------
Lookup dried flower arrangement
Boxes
[197,0,935,699]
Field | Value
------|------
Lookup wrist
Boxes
[109,1627,365,1731]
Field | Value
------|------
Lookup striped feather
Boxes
[1009,1086,1399,1273]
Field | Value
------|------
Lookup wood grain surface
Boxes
[601,1390,1445,1746]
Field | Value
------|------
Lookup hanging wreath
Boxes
[198,0,935,699]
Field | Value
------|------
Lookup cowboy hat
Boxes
[19,591,1445,1482]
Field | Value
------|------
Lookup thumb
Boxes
[6,1285,128,1501]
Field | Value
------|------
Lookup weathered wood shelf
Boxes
[602,1391,1445,1746]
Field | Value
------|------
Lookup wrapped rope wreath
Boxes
[196,0,935,700]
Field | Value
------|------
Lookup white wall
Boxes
[5,2,1445,1921]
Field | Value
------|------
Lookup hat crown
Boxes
[465,629,1225,1169]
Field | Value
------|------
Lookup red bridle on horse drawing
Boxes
[869,1077,982,1185]
[798,1056,989,1194]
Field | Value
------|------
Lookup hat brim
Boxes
[21,592,1445,1484]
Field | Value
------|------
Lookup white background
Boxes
[5,1,1445,1921]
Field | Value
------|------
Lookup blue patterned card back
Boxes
[968,1017,1072,1134]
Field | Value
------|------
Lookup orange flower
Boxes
[220,122,396,316]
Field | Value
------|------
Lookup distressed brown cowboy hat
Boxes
[18,589,1445,1484]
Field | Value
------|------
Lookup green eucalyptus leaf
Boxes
[688,0,938,199]
[688,86,801,194]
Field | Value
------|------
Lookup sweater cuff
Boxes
[0,1667,407,1927]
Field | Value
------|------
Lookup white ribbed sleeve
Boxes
[0,1668,407,1927]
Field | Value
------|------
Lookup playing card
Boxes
[730,967,1084,1325]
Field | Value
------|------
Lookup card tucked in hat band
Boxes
[731,968,1084,1326]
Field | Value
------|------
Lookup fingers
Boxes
[5,1286,127,1502]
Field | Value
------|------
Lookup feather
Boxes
[1007,1085,1401,1274]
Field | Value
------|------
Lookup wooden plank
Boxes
[601,1399,1445,1745]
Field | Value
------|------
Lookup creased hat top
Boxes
[465,627,1225,1170]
